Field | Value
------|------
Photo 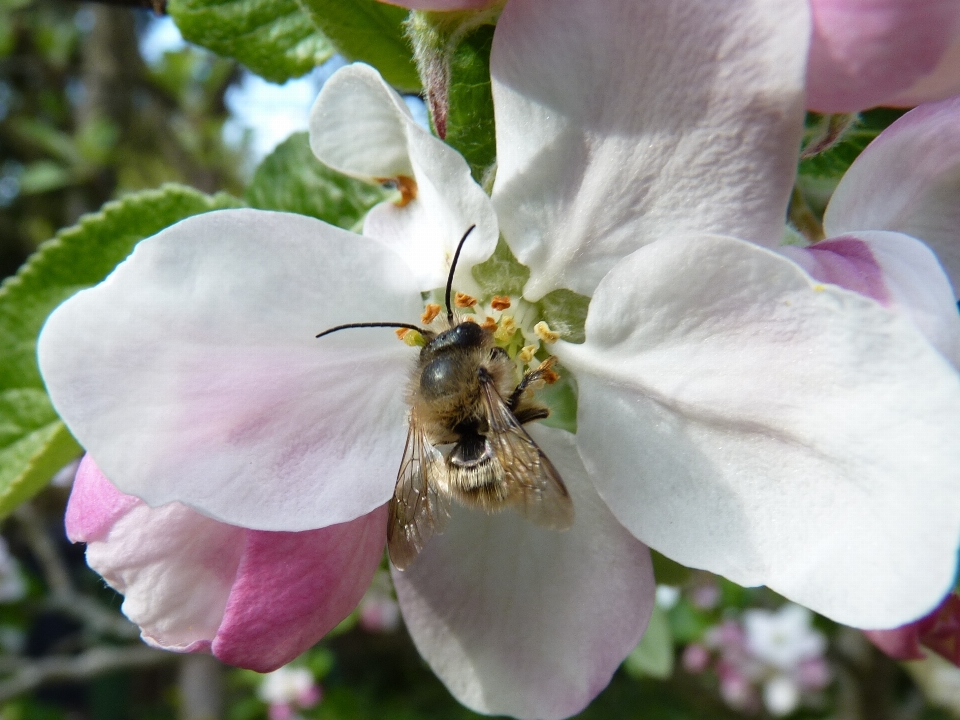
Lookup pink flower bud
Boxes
[66,455,387,672]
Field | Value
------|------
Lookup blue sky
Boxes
[140,17,429,165]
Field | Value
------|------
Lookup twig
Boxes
[13,503,140,640]
[0,645,175,701]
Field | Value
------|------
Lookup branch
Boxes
[0,645,175,701]
[78,0,167,15]
[13,503,140,640]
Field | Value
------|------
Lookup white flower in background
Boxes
[744,604,827,672]
[36,0,960,718]
[700,605,831,716]
[258,665,321,720]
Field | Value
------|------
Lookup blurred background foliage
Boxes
[0,1,956,718]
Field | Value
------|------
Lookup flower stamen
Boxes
[534,321,560,344]
[421,303,442,324]
[455,292,477,309]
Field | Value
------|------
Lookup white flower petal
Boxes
[392,425,653,720]
[824,96,960,297]
[783,231,960,367]
[39,209,422,531]
[489,0,809,299]
[310,64,498,292]
[556,234,960,628]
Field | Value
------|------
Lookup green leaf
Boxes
[0,184,243,516]
[18,160,74,194]
[799,108,905,180]
[245,132,388,229]
[296,0,420,92]
[168,0,334,84]
[651,550,693,586]
[667,600,711,644]
[623,605,674,680]
[444,24,496,181]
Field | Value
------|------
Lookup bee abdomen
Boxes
[447,432,510,509]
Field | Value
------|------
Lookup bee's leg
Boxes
[508,357,557,423]
[513,406,550,424]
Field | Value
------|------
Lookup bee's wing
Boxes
[387,412,451,570]
[479,378,575,530]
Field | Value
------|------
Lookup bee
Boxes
[316,226,574,569]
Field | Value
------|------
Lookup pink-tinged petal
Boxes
[556,234,960,629]
[918,593,960,664]
[75,461,386,668]
[85,493,246,652]
[378,0,493,8]
[65,454,140,543]
[309,64,498,293]
[489,0,809,300]
[824,97,960,297]
[864,627,928,660]
[866,593,960,664]
[783,232,960,366]
[39,209,420,531]
[212,506,387,672]
[890,32,960,106]
[806,0,960,112]
[392,425,653,720]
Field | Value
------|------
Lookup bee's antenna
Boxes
[445,225,477,324]
[316,322,424,339]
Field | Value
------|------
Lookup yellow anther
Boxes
[401,329,425,347]
[813,284,825,292]
[376,175,418,207]
[455,292,477,308]
[518,345,538,364]
[542,368,560,384]
[491,295,511,311]
[534,321,560,344]
[421,303,441,324]
[494,315,517,343]
[463,315,478,323]
[481,316,497,332]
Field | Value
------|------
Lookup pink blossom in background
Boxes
[807,0,960,111]
[865,593,960,665]
[66,455,386,672]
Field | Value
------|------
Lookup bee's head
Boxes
[422,320,486,358]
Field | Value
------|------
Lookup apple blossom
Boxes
[697,605,832,716]
[807,0,960,112]
[784,96,960,369]
[65,455,385,672]
[36,0,960,718]
[258,664,322,720]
